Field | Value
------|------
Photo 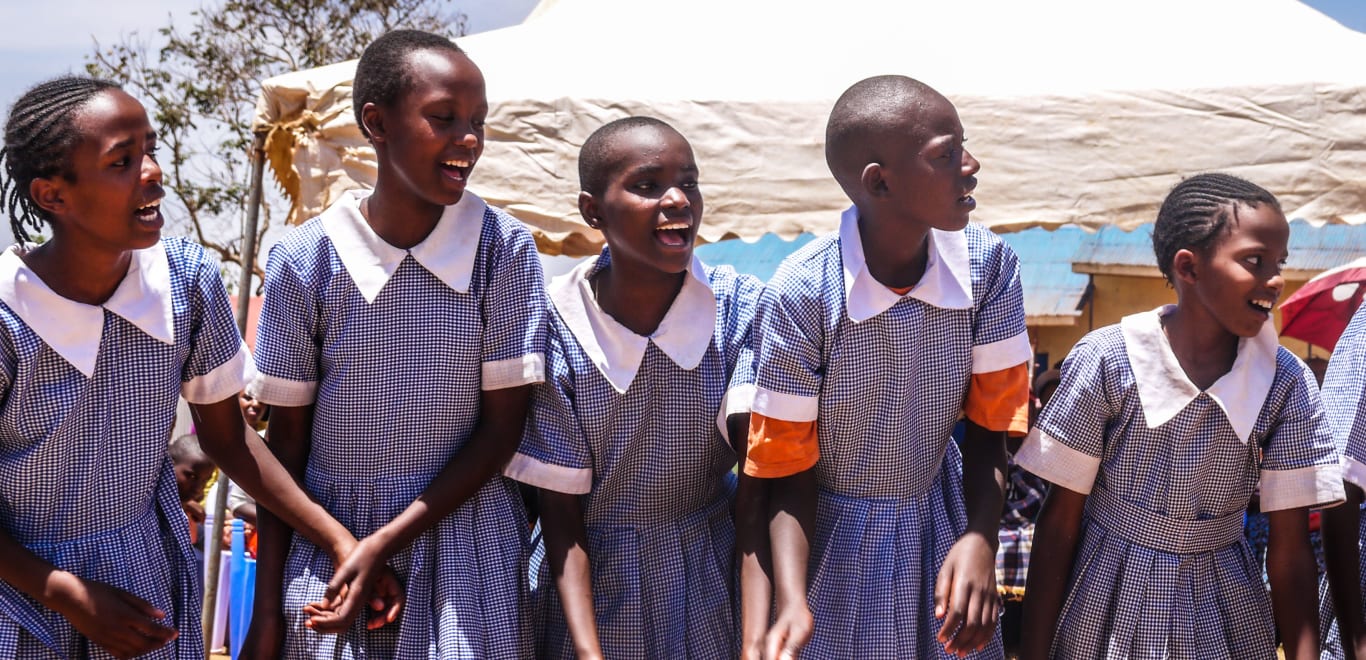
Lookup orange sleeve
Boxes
[965,362,1031,437]
[744,412,820,478]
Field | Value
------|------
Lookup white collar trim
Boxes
[0,241,175,377]
[838,205,973,322]
[549,252,716,393]
[1121,304,1278,443]
[321,189,485,303]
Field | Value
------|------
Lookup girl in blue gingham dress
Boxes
[504,117,761,659]
[1016,173,1343,660]
[247,32,546,660]
[1317,303,1366,660]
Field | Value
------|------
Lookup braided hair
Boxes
[1151,172,1281,283]
[1,76,121,242]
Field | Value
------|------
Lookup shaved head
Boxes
[824,75,951,194]
[579,116,681,197]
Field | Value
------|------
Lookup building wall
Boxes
[1030,273,1323,375]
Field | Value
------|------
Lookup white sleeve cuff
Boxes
[972,330,1033,374]
[182,343,252,404]
[503,452,591,494]
[1013,428,1101,495]
[482,353,545,390]
[716,383,757,442]
[1260,463,1347,512]
[753,386,818,422]
[1345,456,1366,491]
[247,371,317,407]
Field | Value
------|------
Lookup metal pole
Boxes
[203,130,267,655]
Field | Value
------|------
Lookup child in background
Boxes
[170,433,215,545]
[0,76,373,660]
[1017,173,1343,660]
[1317,305,1366,659]
[505,117,761,658]
[745,75,1032,659]
[245,30,546,659]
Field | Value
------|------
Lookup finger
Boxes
[116,589,167,621]
[951,590,987,654]
[934,561,953,621]
[765,626,787,660]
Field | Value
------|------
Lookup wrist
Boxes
[38,570,82,613]
[959,527,1000,553]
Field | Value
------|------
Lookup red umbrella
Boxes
[1280,256,1366,351]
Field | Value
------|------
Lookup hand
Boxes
[238,608,285,660]
[741,635,766,660]
[302,536,404,633]
[182,500,205,526]
[764,603,813,660]
[49,572,178,659]
[934,533,1001,657]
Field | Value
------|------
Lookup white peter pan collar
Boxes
[0,241,175,378]
[322,189,485,303]
[549,251,716,393]
[1121,304,1278,444]
[838,205,973,322]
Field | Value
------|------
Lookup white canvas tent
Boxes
[251,0,1366,256]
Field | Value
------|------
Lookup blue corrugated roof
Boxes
[694,233,818,283]
[1073,220,1366,274]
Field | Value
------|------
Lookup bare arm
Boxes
[1323,484,1366,660]
[1268,506,1322,660]
[764,468,816,660]
[1019,485,1087,660]
[541,489,603,660]
[733,412,774,660]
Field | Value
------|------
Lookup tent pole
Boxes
[203,130,267,655]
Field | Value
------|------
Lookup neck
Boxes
[1162,303,1239,390]
[363,179,448,249]
[594,256,687,337]
[21,233,133,306]
[857,210,930,290]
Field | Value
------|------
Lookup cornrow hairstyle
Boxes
[1151,172,1281,283]
[353,29,463,140]
[578,116,679,198]
[1,76,121,243]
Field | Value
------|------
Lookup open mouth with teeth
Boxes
[440,158,473,182]
[655,221,692,248]
[135,199,162,223]
[1249,298,1275,315]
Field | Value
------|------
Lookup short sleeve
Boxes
[717,272,762,439]
[181,245,252,405]
[248,243,320,407]
[1321,307,1366,490]
[1014,335,1113,494]
[480,222,547,390]
[746,274,825,477]
[970,238,1032,374]
[1259,362,1346,512]
[503,324,591,494]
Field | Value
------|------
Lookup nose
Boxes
[661,185,691,209]
[961,147,981,176]
[1267,267,1285,295]
[142,151,163,184]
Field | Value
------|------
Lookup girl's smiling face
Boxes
[583,124,702,275]
[32,88,164,252]
[1185,202,1289,339]
[365,48,487,209]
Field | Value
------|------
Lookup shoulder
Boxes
[273,215,330,258]
[703,263,762,303]
[158,237,219,291]
[1066,324,1127,371]
[962,223,1017,277]
[479,201,537,251]
[766,232,839,302]
[1273,345,1317,392]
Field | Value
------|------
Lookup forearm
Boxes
[0,530,80,611]
[251,509,289,616]
[1019,487,1086,660]
[769,470,816,613]
[1323,485,1366,660]
[541,490,602,659]
[960,421,1008,546]
[737,472,774,653]
[1268,508,1320,660]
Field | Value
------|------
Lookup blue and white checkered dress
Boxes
[1317,303,1366,660]
[1016,308,1343,660]
[506,249,760,659]
[250,192,547,659]
[751,215,1029,659]
[0,238,250,659]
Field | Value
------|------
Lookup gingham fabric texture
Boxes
[1016,316,1343,660]
[249,193,547,660]
[750,217,1028,659]
[506,249,760,658]
[0,238,249,659]
[1317,303,1366,660]
[996,459,1047,601]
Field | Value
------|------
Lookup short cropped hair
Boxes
[353,29,462,139]
[825,75,942,189]
[578,116,679,197]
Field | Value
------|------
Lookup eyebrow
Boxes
[628,162,699,176]
[104,131,159,155]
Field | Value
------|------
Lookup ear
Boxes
[360,102,385,143]
[859,163,888,198]
[578,191,602,230]
[28,176,65,218]
[1172,248,1200,286]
